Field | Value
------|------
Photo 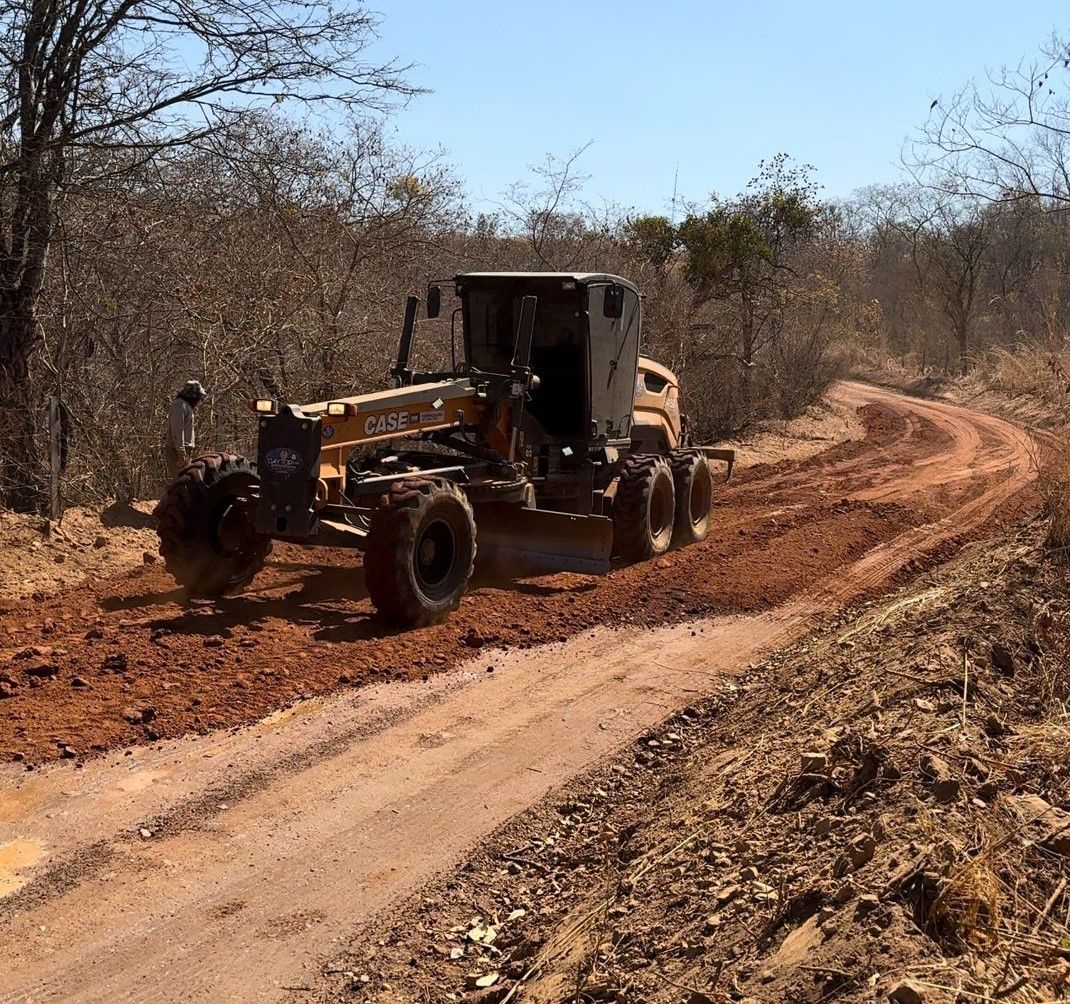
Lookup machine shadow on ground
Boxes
[100,501,158,530]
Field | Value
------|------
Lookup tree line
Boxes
[0,4,1067,511]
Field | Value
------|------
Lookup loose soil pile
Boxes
[310,521,1070,1004]
[0,503,157,601]
[724,397,865,469]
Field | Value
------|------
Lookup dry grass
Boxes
[843,344,927,389]
[847,343,1070,430]
[320,522,1070,1004]
[934,853,1004,949]
[1029,603,1070,711]
[1040,443,1070,556]
[961,347,1070,420]
[1011,721,1070,768]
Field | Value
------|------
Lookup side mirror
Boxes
[426,285,441,319]
[603,284,624,319]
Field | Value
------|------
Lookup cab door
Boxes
[586,284,640,445]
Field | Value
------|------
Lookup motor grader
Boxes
[155,273,734,626]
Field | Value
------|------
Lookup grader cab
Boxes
[154,273,734,626]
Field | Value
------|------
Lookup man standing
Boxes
[164,380,207,476]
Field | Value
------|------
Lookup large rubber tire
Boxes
[364,478,477,627]
[612,454,676,562]
[154,453,271,597]
[670,450,713,547]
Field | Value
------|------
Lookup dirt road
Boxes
[0,383,1039,1002]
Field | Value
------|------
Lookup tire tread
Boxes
[364,477,476,626]
[668,449,713,547]
[153,452,270,596]
[612,454,675,562]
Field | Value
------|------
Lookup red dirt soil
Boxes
[0,385,1038,765]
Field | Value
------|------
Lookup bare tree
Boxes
[41,114,461,501]
[866,186,991,375]
[498,144,618,270]
[908,33,1070,213]
[0,0,416,508]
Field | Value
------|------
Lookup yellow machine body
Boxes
[297,379,499,505]
[632,356,684,452]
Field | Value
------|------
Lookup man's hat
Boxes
[180,380,207,399]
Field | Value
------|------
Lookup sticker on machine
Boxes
[263,447,304,477]
[418,409,446,424]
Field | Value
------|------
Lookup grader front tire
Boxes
[364,478,477,627]
[154,453,271,597]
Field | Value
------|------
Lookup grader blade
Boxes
[475,505,613,578]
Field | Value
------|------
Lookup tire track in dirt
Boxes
[0,383,1041,1002]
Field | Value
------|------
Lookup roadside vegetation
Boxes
[1042,443,1070,556]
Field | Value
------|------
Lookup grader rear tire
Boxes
[612,454,676,562]
[670,450,713,546]
[364,478,477,626]
[154,453,271,597]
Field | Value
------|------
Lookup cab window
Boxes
[643,371,669,394]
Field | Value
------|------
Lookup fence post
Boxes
[46,394,62,520]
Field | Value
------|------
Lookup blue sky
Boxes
[364,1,1065,214]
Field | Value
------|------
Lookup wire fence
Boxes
[0,388,261,515]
